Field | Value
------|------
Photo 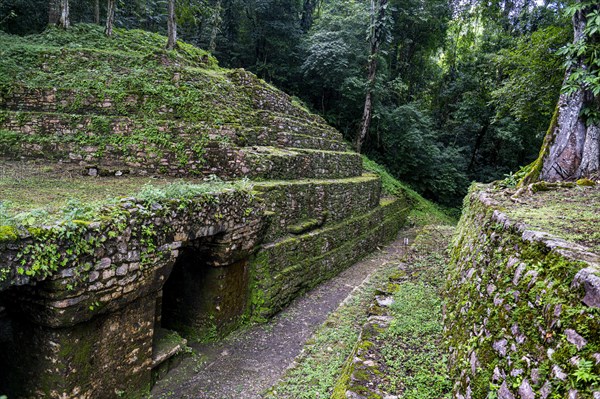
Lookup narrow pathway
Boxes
[150,234,413,399]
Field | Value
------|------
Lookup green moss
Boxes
[577,178,596,187]
[447,184,600,398]
[287,218,320,235]
[0,225,18,242]
[518,104,560,187]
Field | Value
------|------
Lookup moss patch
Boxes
[494,183,600,253]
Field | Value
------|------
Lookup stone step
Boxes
[254,174,382,242]
[0,110,348,152]
[250,197,408,318]
[257,111,343,142]
[151,328,188,369]
[202,146,363,180]
[0,129,362,179]
[0,85,251,123]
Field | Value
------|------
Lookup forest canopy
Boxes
[0,0,579,206]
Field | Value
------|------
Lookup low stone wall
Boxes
[0,109,358,180]
[447,185,600,399]
[256,175,382,242]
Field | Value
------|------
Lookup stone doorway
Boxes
[159,238,250,341]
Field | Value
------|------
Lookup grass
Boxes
[379,226,453,398]
[264,226,454,399]
[362,156,456,226]
[494,184,600,253]
[0,24,257,124]
[263,260,401,399]
[0,168,251,226]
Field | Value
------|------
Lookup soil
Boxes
[149,233,415,399]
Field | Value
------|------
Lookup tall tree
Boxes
[356,0,389,153]
[95,0,100,24]
[522,0,600,183]
[59,0,69,28]
[208,0,222,53]
[49,0,69,28]
[105,0,115,36]
[301,0,316,32]
[48,0,60,25]
[167,0,177,49]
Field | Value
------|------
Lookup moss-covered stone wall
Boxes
[250,197,408,319]
[0,177,409,399]
[447,184,600,398]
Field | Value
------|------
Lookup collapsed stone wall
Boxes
[447,185,600,399]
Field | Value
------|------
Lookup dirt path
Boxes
[150,234,414,399]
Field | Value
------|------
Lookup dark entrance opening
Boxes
[159,237,249,341]
[151,235,249,379]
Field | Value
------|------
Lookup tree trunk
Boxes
[49,0,69,28]
[524,3,600,183]
[166,0,177,50]
[357,64,376,154]
[209,0,222,53]
[59,0,70,29]
[48,0,60,25]
[94,0,100,24]
[300,0,315,32]
[104,0,115,37]
[356,0,388,153]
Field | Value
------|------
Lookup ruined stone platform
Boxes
[447,183,600,398]
[0,26,414,398]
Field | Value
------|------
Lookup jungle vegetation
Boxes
[1,0,598,207]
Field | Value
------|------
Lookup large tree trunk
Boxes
[59,0,70,29]
[166,0,177,50]
[49,0,69,28]
[356,0,388,153]
[48,0,60,25]
[300,0,315,32]
[208,0,222,53]
[95,0,100,25]
[105,0,115,37]
[524,2,600,183]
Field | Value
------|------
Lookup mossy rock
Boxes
[0,225,18,242]
[576,178,596,187]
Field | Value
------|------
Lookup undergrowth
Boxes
[379,226,453,398]
[263,261,400,399]
[0,24,255,124]
[362,156,456,226]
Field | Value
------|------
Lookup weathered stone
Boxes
[498,381,515,399]
[565,329,587,350]
[493,339,508,357]
[552,365,567,381]
[518,379,534,399]
[540,381,552,399]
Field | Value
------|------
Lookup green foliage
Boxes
[362,156,456,225]
[0,25,260,127]
[377,227,453,398]
[371,103,469,205]
[264,259,404,399]
[492,25,568,127]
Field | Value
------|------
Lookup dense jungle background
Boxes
[0,0,574,207]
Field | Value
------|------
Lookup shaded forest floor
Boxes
[150,226,453,399]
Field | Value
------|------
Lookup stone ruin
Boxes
[0,59,409,397]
